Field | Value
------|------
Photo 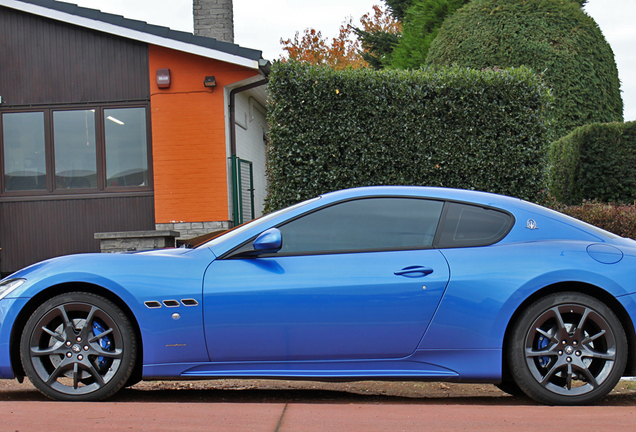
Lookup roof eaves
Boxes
[2,0,267,70]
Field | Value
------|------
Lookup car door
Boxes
[203,197,451,362]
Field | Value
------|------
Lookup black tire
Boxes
[508,292,627,405]
[20,292,137,401]
[124,370,143,388]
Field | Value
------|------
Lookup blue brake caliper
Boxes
[92,320,113,370]
[537,334,550,368]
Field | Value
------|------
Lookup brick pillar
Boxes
[193,0,234,43]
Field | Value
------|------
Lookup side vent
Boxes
[145,299,198,308]
[181,299,199,306]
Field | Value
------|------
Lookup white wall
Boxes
[234,90,268,218]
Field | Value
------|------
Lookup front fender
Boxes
[3,249,215,371]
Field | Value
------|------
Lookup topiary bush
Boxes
[549,121,636,205]
[265,61,553,211]
[425,0,623,139]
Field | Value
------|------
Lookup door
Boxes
[203,197,450,362]
[238,158,254,223]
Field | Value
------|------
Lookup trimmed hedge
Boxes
[265,61,553,211]
[549,121,636,205]
[425,0,623,139]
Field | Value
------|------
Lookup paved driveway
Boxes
[2,379,635,431]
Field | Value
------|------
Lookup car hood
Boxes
[4,247,215,300]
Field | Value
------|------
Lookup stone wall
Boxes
[95,231,180,253]
[155,221,232,240]
[95,221,233,253]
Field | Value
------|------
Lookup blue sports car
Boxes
[1,186,635,405]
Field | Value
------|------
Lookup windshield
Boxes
[197,197,321,249]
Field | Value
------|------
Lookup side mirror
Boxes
[252,228,282,254]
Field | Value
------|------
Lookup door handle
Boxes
[394,266,434,278]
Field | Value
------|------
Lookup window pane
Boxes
[53,110,96,189]
[104,107,148,187]
[437,203,513,248]
[2,112,47,191]
[278,198,444,254]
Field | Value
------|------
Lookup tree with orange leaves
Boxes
[355,4,402,69]
[280,17,366,70]
[280,5,399,70]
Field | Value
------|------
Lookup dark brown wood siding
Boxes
[0,7,149,105]
[0,6,155,275]
[0,194,155,274]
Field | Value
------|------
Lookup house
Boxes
[0,0,270,275]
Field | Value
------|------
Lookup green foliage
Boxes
[556,201,636,239]
[426,0,623,139]
[265,61,554,211]
[549,121,636,204]
[385,0,416,20]
[354,28,400,70]
[390,0,470,70]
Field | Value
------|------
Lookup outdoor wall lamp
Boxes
[204,76,217,89]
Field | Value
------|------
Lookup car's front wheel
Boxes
[508,292,627,405]
[20,292,137,401]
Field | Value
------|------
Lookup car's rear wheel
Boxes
[20,292,136,401]
[508,292,627,405]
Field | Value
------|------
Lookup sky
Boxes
[69,0,635,121]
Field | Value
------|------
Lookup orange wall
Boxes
[148,44,260,224]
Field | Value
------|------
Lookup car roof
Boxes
[319,186,525,209]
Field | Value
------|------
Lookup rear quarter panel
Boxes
[421,241,636,351]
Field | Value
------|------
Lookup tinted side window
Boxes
[436,203,513,248]
[278,198,444,254]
